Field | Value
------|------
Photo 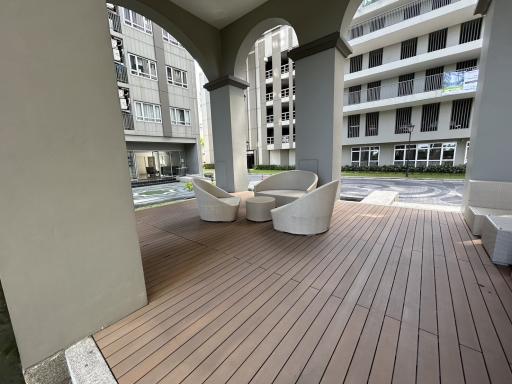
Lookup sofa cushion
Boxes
[256,189,306,207]
[219,197,241,207]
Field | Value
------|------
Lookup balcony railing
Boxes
[265,69,272,79]
[348,0,461,40]
[115,63,128,83]
[266,115,274,123]
[108,10,122,33]
[122,111,134,130]
[344,67,477,105]
[267,137,274,144]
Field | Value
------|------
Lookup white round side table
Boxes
[246,196,276,222]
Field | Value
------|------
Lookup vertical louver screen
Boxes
[395,107,412,134]
[428,28,448,52]
[368,49,383,68]
[401,38,418,60]
[421,103,440,132]
[450,99,473,129]
[366,112,379,136]
[348,115,360,138]
[460,18,482,44]
[350,55,363,73]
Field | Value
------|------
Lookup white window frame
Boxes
[134,101,162,123]
[170,107,191,126]
[162,30,182,47]
[393,142,456,167]
[166,66,188,88]
[464,141,470,164]
[123,8,152,34]
[351,146,380,166]
[128,53,157,80]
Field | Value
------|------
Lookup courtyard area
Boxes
[95,194,512,384]
[132,175,465,208]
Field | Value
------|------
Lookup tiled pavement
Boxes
[132,176,465,208]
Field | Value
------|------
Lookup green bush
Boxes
[253,165,296,171]
[204,172,214,180]
[184,181,194,191]
[203,163,215,169]
[341,164,466,174]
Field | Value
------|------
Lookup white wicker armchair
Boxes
[254,170,318,207]
[192,178,240,222]
[271,180,340,235]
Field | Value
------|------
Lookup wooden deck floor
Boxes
[94,193,512,384]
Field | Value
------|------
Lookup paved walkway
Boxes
[132,176,465,208]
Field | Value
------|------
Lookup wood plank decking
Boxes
[94,193,512,384]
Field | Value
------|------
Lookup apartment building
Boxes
[107,4,201,180]
[245,0,482,168]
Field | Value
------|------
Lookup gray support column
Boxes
[290,33,351,185]
[0,0,147,369]
[152,24,173,138]
[467,0,512,183]
[204,76,250,192]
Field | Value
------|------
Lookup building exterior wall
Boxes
[242,0,481,170]
[109,5,201,176]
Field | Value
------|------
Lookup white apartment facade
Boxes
[107,4,201,180]
[245,0,482,169]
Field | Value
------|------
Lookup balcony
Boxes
[266,92,273,102]
[281,63,289,74]
[265,69,272,80]
[344,67,478,113]
[115,62,128,83]
[347,0,477,54]
[121,111,134,130]
[107,10,121,33]
[266,136,274,144]
[348,0,462,40]
[266,115,274,124]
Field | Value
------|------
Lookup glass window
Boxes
[351,147,379,166]
[128,54,157,80]
[123,9,152,34]
[170,107,192,125]
[134,101,162,123]
[167,66,188,88]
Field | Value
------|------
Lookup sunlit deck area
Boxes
[94,194,512,384]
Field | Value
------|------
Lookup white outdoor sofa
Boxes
[464,180,512,235]
[254,170,318,207]
[271,180,340,235]
[192,178,240,222]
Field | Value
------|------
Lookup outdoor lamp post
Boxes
[401,124,415,178]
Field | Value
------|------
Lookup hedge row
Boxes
[341,164,466,174]
[203,163,215,169]
[254,165,296,171]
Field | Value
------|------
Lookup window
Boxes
[395,107,412,134]
[128,54,157,80]
[170,107,191,126]
[403,3,421,20]
[394,142,456,167]
[460,18,482,44]
[424,66,444,91]
[369,15,385,32]
[432,0,452,10]
[348,115,360,138]
[348,85,361,105]
[366,112,379,136]
[350,25,364,39]
[123,9,152,34]
[368,49,383,68]
[456,59,478,71]
[351,147,380,166]
[134,101,161,123]
[421,103,440,132]
[400,38,418,60]
[367,81,381,102]
[398,73,415,96]
[428,28,447,52]
[450,98,473,129]
[350,55,363,73]
[162,30,182,46]
[166,66,188,88]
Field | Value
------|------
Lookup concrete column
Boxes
[0,0,147,369]
[467,0,512,183]
[204,76,249,192]
[290,33,351,185]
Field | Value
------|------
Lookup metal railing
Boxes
[281,88,290,98]
[281,64,289,74]
[108,10,122,33]
[348,0,460,40]
[266,93,273,101]
[265,69,272,79]
[282,112,290,121]
[122,112,134,130]
[267,137,274,144]
[344,67,477,105]
[266,115,274,123]
[115,63,128,83]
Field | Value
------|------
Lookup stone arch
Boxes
[112,0,222,80]
[340,0,365,37]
